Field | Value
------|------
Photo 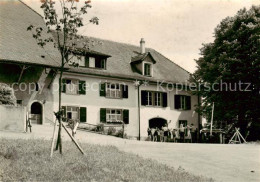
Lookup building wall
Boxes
[0,64,55,125]
[52,73,139,138]
[0,105,26,132]
[139,85,199,139]
[52,72,199,139]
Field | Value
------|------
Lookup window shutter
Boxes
[186,96,191,110]
[100,108,106,123]
[79,80,86,95]
[61,106,66,118]
[80,107,87,122]
[162,92,168,107]
[100,83,106,97]
[141,91,147,106]
[62,79,66,93]
[85,56,89,67]
[123,109,129,124]
[174,95,181,109]
[122,85,128,98]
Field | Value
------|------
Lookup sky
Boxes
[23,0,259,73]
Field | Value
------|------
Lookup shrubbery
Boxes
[107,127,116,135]
[0,83,16,105]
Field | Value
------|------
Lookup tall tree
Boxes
[191,6,260,140]
[28,0,99,155]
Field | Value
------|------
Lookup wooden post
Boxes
[50,119,58,157]
[210,102,214,136]
[61,122,85,155]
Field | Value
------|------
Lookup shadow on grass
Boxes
[0,138,214,182]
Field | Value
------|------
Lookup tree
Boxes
[0,83,16,106]
[28,0,99,155]
[191,6,260,140]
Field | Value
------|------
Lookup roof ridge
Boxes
[80,34,143,49]
[19,0,43,19]
[151,48,191,75]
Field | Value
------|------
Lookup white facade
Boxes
[50,72,199,140]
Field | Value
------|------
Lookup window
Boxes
[174,95,191,110]
[68,54,85,67]
[95,58,106,69]
[147,91,153,106]
[62,106,87,122]
[100,83,128,99]
[154,92,162,106]
[62,79,86,95]
[17,100,22,106]
[100,108,129,124]
[141,91,167,107]
[66,79,79,95]
[106,109,122,123]
[66,106,79,120]
[106,83,122,98]
[89,57,95,68]
[144,63,152,76]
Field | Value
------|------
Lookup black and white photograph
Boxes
[0,0,259,181]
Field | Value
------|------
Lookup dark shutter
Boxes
[100,108,106,123]
[141,91,147,106]
[80,107,87,122]
[100,83,106,97]
[122,85,128,98]
[62,79,66,93]
[61,106,66,122]
[79,80,86,95]
[186,96,191,110]
[85,56,89,67]
[123,109,129,124]
[174,95,180,109]
[162,92,168,107]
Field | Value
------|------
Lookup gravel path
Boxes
[1,124,260,182]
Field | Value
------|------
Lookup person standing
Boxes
[179,123,185,143]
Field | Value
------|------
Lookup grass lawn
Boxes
[0,139,213,182]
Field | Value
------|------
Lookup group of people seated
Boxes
[147,123,197,143]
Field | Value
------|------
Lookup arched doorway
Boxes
[30,102,42,124]
[149,118,167,129]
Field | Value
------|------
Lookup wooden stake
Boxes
[50,119,58,158]
[210,102,214,136]
[61,122,85,155]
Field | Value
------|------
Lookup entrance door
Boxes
[30,102,42,124]
[149,118,167,129]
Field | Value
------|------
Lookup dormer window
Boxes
[86,56,107,69]
[89,57,95,68]
[68,54,85,67]
[144,63,152,76]
[66,49,111,69]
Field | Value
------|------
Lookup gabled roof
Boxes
[131,52,156,64]
[0,0,60,67]
[0,0,191,84]
[52,32,191,83]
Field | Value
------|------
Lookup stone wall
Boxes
[0,105,25,132]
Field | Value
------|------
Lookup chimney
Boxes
[140,38,145,54]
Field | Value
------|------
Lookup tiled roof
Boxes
[131,52,156,63]
[52,32,191,83]
[0,0,191,84]
[0,0,60,67]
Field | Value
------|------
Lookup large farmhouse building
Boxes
[0,0,201,140]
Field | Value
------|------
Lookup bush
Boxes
[115,129,124,138]
[0,83,16,105]
[107,127,116,135]
[96,123,104,132]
